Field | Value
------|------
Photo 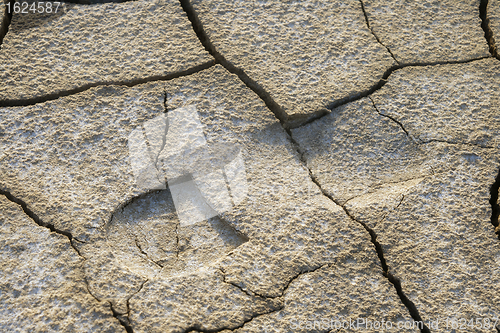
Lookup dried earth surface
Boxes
[0,1,499,333]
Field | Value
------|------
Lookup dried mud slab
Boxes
[371,58,500,149]
[362,0,489,63]
[293,60,500,331]
[292,97,432,205]
[0,196,122,332]
[190,0,395,122]
[0,0,211,101]
[0,83,166,240]
[219,263,416,333]
[126,65,412,332]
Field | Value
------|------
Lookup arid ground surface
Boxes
[1,0,500,332]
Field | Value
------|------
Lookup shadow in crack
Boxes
[106,188,248,280]
[490,167,500,239]
[0,0,13,47]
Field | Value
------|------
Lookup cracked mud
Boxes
[1,1,500,333]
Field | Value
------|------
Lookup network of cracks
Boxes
[0,0,499,332]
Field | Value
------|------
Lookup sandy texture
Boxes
[1,1,499,332]
[362,0,489,63]
[0,0,211,101]
[293,59,500,332]
[191,0,395,121]
[0,196,123,332]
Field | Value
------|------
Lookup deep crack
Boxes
[339,204,430,333]
[163,90,168,113]
[0,0,14,48]
[480,0,498,59]
[299,56,492,130]
[285,133,430,333]
[0,188,81,247]
[178,0,290,128]
[0,189,133,331]
[359,0,400,64]
[1,3,490,332]
[110,302,134,333]
[116,279,148,333]
[0,61,215,107]
[490,166,500,239]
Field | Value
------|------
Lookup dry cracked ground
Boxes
[1,0,500,332]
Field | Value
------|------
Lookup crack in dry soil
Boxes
[178,0,435,330]
[359,0,400,64]
[0,189,82,248]
[284,129,431,332]
[480,0,499,59]
[0,189,132,332]
[303,56,492,130]
[369,96,496,149]
[490,167,500,239]
[179,0,492,131]
[187,265,331,333]
[110,302,134,333]
[369,96,410,137]
[111,278,148,333]
[0,61,215,107]
[178,0,290,128]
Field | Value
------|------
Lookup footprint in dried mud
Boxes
[106,189,248,280]
[107,105,249,279]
